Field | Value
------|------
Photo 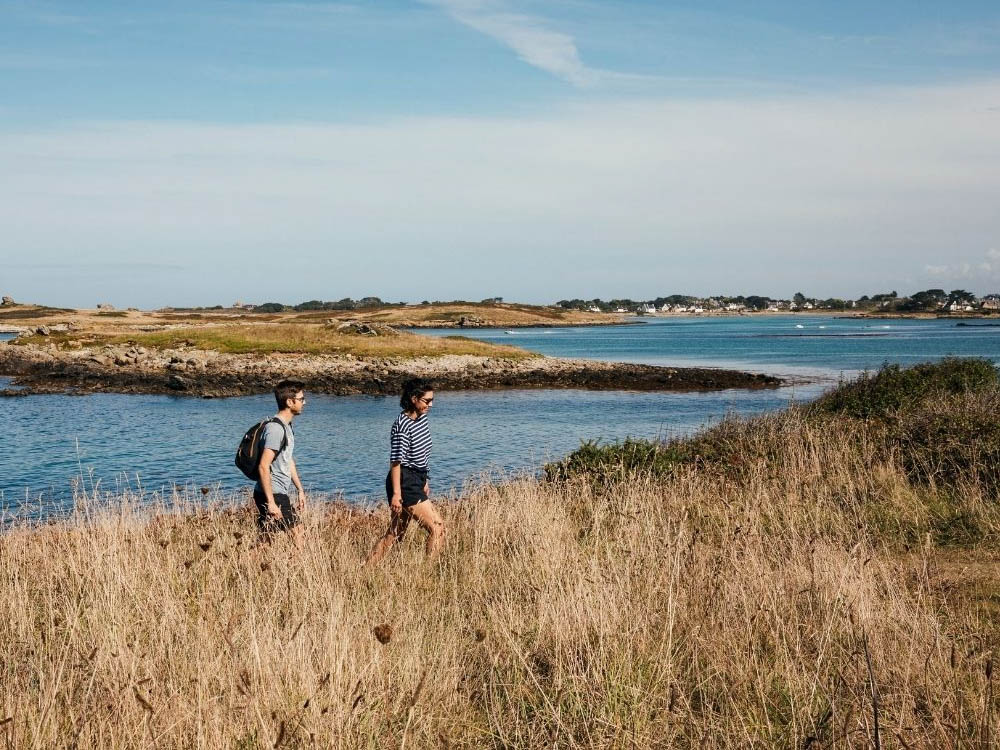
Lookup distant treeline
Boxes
[162,289,996,315]
[165,297,509,313]
[255,297,403,313]
[556,288,996,313]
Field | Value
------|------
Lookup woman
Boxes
[366,378,446,564]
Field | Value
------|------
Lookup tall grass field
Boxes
[2,359,998,747]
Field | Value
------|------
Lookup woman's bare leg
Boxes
[366,511,411,566]
[407,501,446,560]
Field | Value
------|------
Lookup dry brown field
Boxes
[3,372,998,747]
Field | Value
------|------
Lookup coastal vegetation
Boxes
[13,323,537,359]
[2,359,997,746]
[0,300,617,340]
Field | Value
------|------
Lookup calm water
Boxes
[4,316,1000,518]
[425,315,1000,379]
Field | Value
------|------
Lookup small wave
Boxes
[752,333,891,339]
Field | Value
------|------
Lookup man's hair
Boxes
[274,379,306,410]
[400,378,433,410]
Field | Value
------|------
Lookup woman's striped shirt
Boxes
[389,412,432,471]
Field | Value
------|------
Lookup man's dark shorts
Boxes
[253,488,300,533]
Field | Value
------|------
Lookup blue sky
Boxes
[2,0,1000,307]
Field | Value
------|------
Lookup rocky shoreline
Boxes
[0,341,781,397]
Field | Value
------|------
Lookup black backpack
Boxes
[235,417,289,480]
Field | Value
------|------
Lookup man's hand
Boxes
[297,490,307,512]
[267,501,283,520]
[390,494,403,515]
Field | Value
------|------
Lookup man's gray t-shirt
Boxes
[254,418,295,495]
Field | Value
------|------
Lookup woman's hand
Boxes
[390,494,403,515]
[423,481,430,498]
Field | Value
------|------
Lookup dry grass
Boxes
[317,302,606,326]
[2,405,998,747]
[116,325,536,358]
[17,324,537,359]
[0,301,614,332]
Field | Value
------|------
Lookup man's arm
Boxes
[258,448,283,519]
[290,459,306,510]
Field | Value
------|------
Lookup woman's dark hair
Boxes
[400,378,434,410]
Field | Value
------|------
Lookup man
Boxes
[255,379,307,546]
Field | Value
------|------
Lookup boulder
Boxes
[96,303,115,311]
[335,321,398,337]
[167,374,188,391]
[35,326,51,336]
[1,296,14,307]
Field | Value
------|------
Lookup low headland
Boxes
[3,358,998,746]
[0,303,780,396]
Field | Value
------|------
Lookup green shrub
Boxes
[253,302,286,313]
[545,437,693,481]
[892,389,1000,497]
[809,358,998,420]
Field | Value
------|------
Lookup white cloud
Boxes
[423,0,600,87]
[922,250,1000,285]
[2,78,1000,304]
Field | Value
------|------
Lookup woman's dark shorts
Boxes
[253,488,300,533]
[386,465,428,508]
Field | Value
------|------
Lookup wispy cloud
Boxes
[924,249,1000,282]
[3,79,1000,303]
[423,0,601,87]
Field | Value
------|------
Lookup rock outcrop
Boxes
[0,341,782,398]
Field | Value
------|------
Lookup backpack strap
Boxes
[265,417,290,455]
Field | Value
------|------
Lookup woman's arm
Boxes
[389,462,403,514]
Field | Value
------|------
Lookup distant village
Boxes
[556,289,1000,315]
[136,288,1000,316]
